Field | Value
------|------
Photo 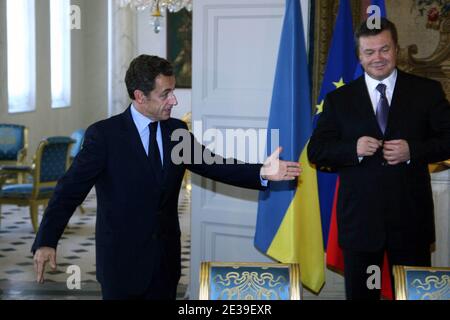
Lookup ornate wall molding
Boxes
[397,15,450,100]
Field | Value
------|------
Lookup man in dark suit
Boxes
[32,55,301,299]
[308,18,450,300]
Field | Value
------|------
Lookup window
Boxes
[50,0,71,108]
[7,0,36,113]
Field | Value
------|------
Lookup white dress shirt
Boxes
[365,68,397,114]
[130,104,164,163]
[359,69,405,163]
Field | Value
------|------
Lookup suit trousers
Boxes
[343,246,431,300]
[101,246,179,300]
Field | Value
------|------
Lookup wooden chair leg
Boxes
[30,202,39,233]
[17,172,24,184]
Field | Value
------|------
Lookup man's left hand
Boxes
[383,140,410,165]
[260,147,302,181]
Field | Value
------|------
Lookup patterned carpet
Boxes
[0,188,191,300]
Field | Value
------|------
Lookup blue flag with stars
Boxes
[314,0,358,248]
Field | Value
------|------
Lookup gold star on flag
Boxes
[316,100,324,114]
[333,78,345,89]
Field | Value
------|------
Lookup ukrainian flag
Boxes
[255,0,324,293]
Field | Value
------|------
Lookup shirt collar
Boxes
[365,68,397,94]
[130,103,155,134]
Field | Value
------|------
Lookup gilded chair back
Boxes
[199,262,301,300]
[0,124,28,165]
[0,136,74,232]
[31,136,75,198]
[393,265,450,300]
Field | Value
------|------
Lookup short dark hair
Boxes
[125,55,174,100]
[354,17,398,55]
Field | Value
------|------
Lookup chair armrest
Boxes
[443,159,450,167]
[17,148,27,163]
[0,165,33,174]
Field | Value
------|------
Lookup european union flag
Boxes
[315,0,358,248]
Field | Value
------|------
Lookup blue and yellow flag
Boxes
[315,0,358,249]
[255,0,324,293]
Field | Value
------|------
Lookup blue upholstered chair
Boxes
[199,262,302,300]
[0,124,29,183]
[0,136,74,232]
[393,265,450,300]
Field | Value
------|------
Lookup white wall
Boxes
[0,0,108,160]
[82,0,109,124]
[137,10,192,120]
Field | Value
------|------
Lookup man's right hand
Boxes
[357,136,383,157]
[34,247,57,283]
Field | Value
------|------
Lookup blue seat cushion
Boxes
[0,184,55,199]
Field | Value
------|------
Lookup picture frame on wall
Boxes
[167,9,192,89]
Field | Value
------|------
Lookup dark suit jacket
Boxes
[308,70,450,252]
[32,106,265,295]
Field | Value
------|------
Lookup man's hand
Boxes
[34,247,57,283]
[260,147,302,181]
[383,140,410,165]
[357,136,383,157]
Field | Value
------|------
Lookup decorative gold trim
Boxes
[312,0,335,107]
[393,265,450,300]
[199,261,211,300]
[199,262,302,300]
[393,265,407,300]
[289,263,301,300]
[17,126,29,164]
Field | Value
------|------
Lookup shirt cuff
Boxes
[260,176,268,187]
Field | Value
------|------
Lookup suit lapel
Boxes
[119,106,158,181]
[353,76,383,138]
[160,120,175,183]
[384,70,408,138]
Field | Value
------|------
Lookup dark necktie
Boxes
[376,83,389,134]
[149,122,163,179]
